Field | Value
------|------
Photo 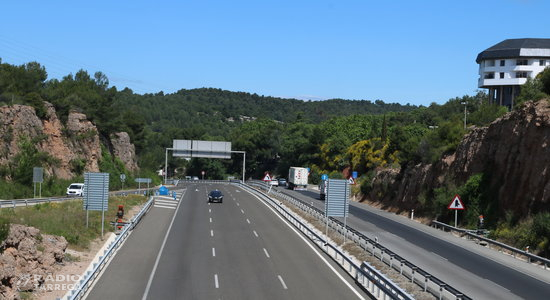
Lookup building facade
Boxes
[477,38,550,109]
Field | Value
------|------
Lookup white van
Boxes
[66,183,84,197]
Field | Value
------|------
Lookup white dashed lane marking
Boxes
[278,275,288,289]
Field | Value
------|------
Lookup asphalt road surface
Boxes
[276,186,550,300]
[86,183,369,300]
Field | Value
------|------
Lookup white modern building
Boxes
[477,38,550,108]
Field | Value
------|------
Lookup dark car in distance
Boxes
[278,178,287,187]
[208,190,223,203]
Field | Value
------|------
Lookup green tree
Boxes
[537,66,550,95]
[11,137,54,185]
[230,119,282,178]
[515,78,546,106]
[346,138,398,175]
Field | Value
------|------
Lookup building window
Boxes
[515,71,528,78]
[484,72,495,79]
[516,59,529,66]
[486,60,495,67]
[500,60,505,66]
[500,72,505,79]
[541,60,546,66]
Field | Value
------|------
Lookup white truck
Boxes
[288,167,308,190]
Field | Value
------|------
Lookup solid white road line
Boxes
[155,200,177,204]
[253,230,259,237]
[142,190,185,300]
[252,193,366,300]
[153,205,177,210]
[156,196,176,200]
[278,275,288,289]
[214,274,219,289]
[264,248,270,258]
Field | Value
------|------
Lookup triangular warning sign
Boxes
[347,177,356,185]
[262,174,271,181]
[448,194,465,210]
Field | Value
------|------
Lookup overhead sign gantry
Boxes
[165,140,246,184]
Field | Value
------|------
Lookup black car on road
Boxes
[208,190,223,203]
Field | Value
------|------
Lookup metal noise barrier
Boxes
[66,196,155,300]
[431,220,550,270]
[248,181,472,300]
[240,183,414,300]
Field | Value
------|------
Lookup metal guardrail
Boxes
[66,196,155,300]
[431,220,550,269]
[0,196,70,209]
[0,188,158,209]
[248,181,470,300]
[239,183,413,300]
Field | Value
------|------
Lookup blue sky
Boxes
[1,0,549,106]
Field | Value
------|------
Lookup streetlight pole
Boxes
[461,101,467,129]
[230,150,246,183]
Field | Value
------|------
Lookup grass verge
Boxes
[0,195,148,250]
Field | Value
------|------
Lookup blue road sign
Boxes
[352,171,358,179]
[321,174,328,180]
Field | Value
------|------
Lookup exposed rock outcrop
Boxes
[40,103,101,178]
[0,102,139,179]
[110,132,138,172]
[368,100,550,217]
[0,225,68,300]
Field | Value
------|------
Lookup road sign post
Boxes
[135,178,152,195]
[33,167,43,198]
[120,174,126,191]
[448,194,465,227]
[83,172,110,240]
[325,179,350,245]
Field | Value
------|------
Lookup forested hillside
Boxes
[2,59,550,256]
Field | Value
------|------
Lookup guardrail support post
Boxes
[424,275,431,291]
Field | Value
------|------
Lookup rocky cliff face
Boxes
[0,225,68,299]
[0,102,138,179]
[368,100,550,217]
[110,132,138,172]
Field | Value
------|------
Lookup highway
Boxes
[277,186,550,300]
[86,182,369,300]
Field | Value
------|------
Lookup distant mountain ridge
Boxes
[116,87,417,124]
